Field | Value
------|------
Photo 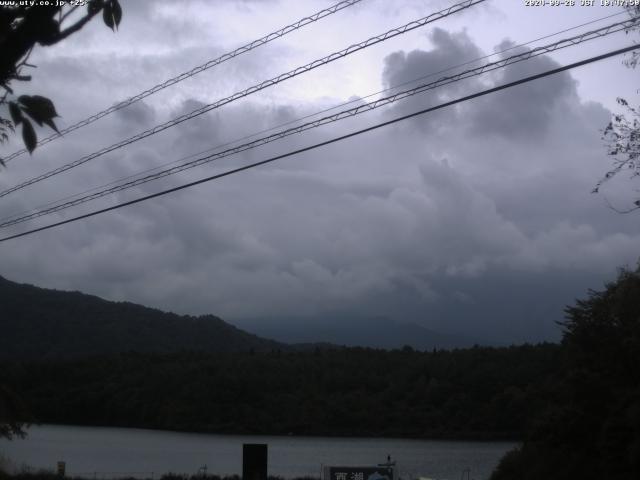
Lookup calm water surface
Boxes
[0,425,515,480]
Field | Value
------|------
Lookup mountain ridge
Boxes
[1,275,480,359]
[232,314,483,350]
[0,275,283,360]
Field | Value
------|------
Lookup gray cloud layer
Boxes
[1,6,638,344]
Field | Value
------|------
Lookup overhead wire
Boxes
[0,0,486,199]
[8,7,625,222]
[0,15,636,229]
[0,44,637,244]
[1,0,364,164]
[2,8,626,227]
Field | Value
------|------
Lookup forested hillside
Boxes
[491,267,640,480]
[0,276,281,359]
[1,344,561,439]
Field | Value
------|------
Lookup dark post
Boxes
[242,443,267,480]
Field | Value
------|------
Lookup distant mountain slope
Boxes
[232,315,482,350]
[0,275,282,360]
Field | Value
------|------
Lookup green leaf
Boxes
[102,0,122,31]
[103,1,115,30]
[43,118,60,134]
[8,101,23,125]
[18,95,59,126]
[18,95,60,133]
[87,0,102,15]
[22,119,37,154]
[112,0,122,28]
[23,110,43,127]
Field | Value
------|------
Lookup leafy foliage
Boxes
[596,98,640,210]
[491,266,640,480]
[0,0,122,163]
[596,6,640,210]
[0,384,30,440]
[0,117,14,166]
[102,0,122,31]
[0,1,122,436]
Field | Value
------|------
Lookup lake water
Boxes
[0,425,516,480]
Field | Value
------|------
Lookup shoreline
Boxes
[14,423,522,444]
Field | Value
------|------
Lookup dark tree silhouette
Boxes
[0,384,31,440]
[0,0,122,439]
[0,0,122,163]
[491,265,640,480]
[595,6,640,211]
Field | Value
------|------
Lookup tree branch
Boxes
[59,5,80,25]
[0,6,58,82]
[53,7,102,43]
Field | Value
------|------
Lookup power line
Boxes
[6,8,621,194]
[0,8,628,229]
[1,44,636,244]
[0,11,631,225]
[1,16,635,229]
[3,9,626,228]
[3,8,624,225]
[5,10,624,227]
[0,0,486,199]
[1,0,364,164]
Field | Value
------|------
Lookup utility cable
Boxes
[1,7,625,223]
[1,0,364,164]
[0,44,636,244]
[0,0,486,199]
[0,16,634,229]
[0,7,626,226]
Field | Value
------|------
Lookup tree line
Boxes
[491,266,640,479]
[2,266,639,479]
[1,343,561,440]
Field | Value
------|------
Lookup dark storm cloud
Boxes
[467,40,577,139]
[380,30,577,140]
[114,100,156,128]
[382,28,484,93]
[381,28,484,132]
[1,1,638,346]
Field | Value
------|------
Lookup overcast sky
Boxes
[1,0,639,344]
